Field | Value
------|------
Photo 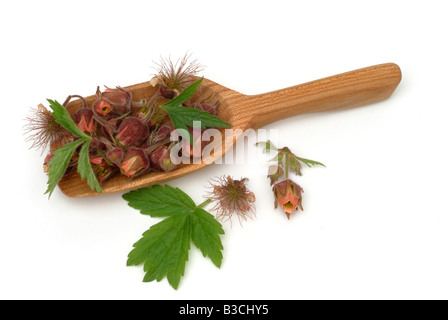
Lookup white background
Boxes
[1,0,447,300]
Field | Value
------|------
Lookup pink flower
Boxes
[94,100,113,117]
[272,179,304,219]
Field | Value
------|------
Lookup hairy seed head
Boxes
[24,104,73,154]
[206,175,256,226]
[151,53,203,98]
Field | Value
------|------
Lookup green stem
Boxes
[97,149,113,166]
[197,199,212,209]
[284,154,289,179]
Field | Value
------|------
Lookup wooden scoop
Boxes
[59,63,401,197]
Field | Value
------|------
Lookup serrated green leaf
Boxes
[162,78,203,109]
[286,152,303,176]
[160,79,230,146]
[77,140,103,194]
[45,138,87,197]
[163,105,230,146]
[262,144,325,178]
[127,214,191,289]
[168,110,195,146]
[44,99,95,197]
[163,105,231,130]
[46,99,90,139]
[122,185,196,217]
[296,156,326,168]
[123,185,225,289]
[191,208,224,268]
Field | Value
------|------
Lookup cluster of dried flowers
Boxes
[24,55,222,185]
[257,141,325,219]
[24,55,325,224]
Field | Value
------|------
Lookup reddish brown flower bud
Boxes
[102,87,132,115]
[191,101,220,116]
[160,156,177,172]
[115,117,149,147]
[272,179,304,219]
[88,138,107,153]
[106,148,124,167]
[149,145,165,170]
[149,145,177,172]
[150,125,173,145]
[92,86,132,117]
[73,108,95,132]
[120,147,149,177]
[159,85,177,99]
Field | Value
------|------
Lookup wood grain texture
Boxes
[56,63,401,197]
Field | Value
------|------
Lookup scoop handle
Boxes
[246,63,402,129]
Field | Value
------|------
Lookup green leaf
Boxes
[77,140,103,194]
[44,99,96,196]
[286,152,303,176]
[123,185,225,289]
[165,108,196,146]
[261,144,325,178]
[296,156,326,168]
[127,214,191,289]
[191,208,224,268]
[163,105,231,129]
[160,79,231,146]
[46,99,90,139]
[162,78,203,109]
[122,185,196,217]
[163,105,230,146]
[45,138,87,197]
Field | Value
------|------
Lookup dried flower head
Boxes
[206,176,256,225]
[24,104,73,154]
[150,53,203,98]
[115,117,150,147]
[120,147,150,178]
[191,100,220,116]
[149,144,177,172]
